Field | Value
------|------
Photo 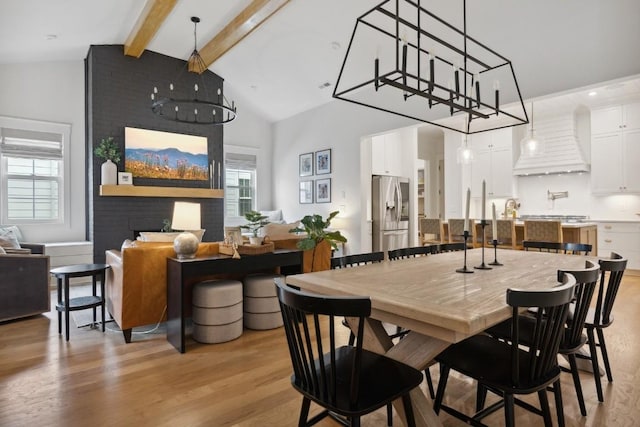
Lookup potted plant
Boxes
[290,211,347,272]
[94,136,121,185]
[240,210,270,245]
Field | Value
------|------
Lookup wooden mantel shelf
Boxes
[99,185,223,198]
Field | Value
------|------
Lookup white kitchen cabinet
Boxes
[371,133,403,176]
[470,128,513,198]
[597,222,640,270]
[591,102,640,194]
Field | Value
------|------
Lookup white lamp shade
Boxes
[172,202,201,231]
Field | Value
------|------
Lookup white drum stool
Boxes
[192,279,243,344]
[242,274,284,330]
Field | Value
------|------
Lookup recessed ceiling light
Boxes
[331,41,341,50]
[318,82,332,89]
[45,34,58,40]
[588,91,597,97]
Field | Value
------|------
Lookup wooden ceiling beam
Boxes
[197,0,290,68]
[124,0,178,58]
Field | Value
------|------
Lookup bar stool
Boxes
[192,279,243,344]
[243,274,284,330]
[523,220,563,243]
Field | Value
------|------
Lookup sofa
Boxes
[105,241,220,342]
[105,233,329,343]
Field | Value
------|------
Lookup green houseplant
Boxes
[240,210,270,245]
[290,211,347,271]
[94,137,121,163]
[95,137,121,186]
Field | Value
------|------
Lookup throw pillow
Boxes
[0,228,21,249]
[0,225,23,242]
[137,232,180,242]
[135,230,205,242]
[260,210,285,224]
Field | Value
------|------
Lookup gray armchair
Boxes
[0,243,50,322]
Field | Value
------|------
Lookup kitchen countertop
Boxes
[513,220,598,228]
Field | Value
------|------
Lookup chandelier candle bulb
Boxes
[464,188,470,232]
[482,180,486,220]
[492,203,497,241]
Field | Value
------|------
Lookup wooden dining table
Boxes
[285,248,595,427]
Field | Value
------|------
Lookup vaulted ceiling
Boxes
[1,0,639,123]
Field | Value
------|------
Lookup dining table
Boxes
[285,248,595,427]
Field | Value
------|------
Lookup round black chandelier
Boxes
[151,17,237,125]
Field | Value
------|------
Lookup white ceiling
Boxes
[1,0,640,124]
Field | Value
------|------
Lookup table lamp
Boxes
[172,201,201,259]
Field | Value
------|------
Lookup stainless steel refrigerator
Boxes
[372,175,410,252]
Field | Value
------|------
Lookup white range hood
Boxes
[513,114,590,175]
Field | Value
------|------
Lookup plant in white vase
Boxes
[240,210,270,245]
[94,137,121,185]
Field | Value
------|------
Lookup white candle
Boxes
[492,203,497,241]
[481,180,486,221]
[464,188,470,232]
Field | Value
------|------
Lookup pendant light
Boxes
[520,102,545,157]
[456,116,474,164]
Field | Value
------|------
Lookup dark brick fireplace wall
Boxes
[86,45,224,263]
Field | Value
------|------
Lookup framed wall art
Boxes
[315,178,331,203]
[299,180,313,204]
[118,172,133,185]
[299,152,313,176]
[315,149,331,175]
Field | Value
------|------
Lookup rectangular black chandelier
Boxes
[333,0,529,134]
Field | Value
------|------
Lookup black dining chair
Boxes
[331,251,384,269]
[523,240,564,253]
[576,252,627,403]
[433,273,577,427]
[388,245,437,260]
[433,242,468,253]
[561,242,592,255]
[485,260,600,419]
[332,251,385,346]
[275,281,424,427]
[331,250,394,425]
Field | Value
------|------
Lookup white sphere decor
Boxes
[173,232,199,259]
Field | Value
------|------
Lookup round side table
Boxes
[50,263,110,341]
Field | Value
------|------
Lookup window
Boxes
[225,151,257,218]
[0,117,70,224]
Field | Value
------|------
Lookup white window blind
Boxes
[0,118,69,224]
[225,152,257,218]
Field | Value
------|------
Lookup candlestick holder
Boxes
[488,239,503,266]
[456,230,474,273]
[474,220,492,270]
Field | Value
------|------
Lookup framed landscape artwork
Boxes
[299,180,313,204]
[124,127,208,181]
[315,178,331,203]
[299,152,313,176]
[315,149,331,175]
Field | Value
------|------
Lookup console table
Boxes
[166,249,303,353]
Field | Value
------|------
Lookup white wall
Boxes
[272,100,415,255]
[516,173,640,221]
[0,61,85,242]
[223,84,274,214]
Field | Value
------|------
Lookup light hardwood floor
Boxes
[1,275,640,426]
